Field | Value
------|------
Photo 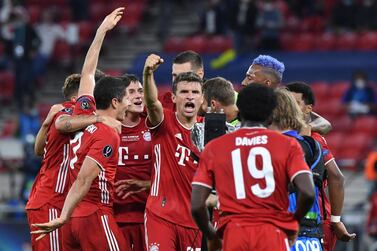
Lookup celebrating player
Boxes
[191,84,315,251]
[143,53,203,250]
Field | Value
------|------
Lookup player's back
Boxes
[69,122,120,217]
[26,102,74,210]
[199,127,309,233]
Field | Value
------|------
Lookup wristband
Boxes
[331,215,341,223]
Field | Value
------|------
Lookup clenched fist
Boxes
[143,54,164,75]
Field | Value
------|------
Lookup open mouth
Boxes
[184,102,195,113]
[133,101,142,105]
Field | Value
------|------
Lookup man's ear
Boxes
[210,100,217,110]
[306,104,313,114]
[197,68,204,79]
[171,93,176,104]
[111,98,119,109]
[265,79,272,87]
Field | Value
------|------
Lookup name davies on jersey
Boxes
[235,135,268,146]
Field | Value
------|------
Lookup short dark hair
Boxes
[172,72,203,94]
[121,73,140,83]
[286,81,315,105]
[203,77,235,106]
[62,73,81,99]
[237,84,277,123]
[94,76,131,110]
[95,69,106,82]
[173,50,203,70]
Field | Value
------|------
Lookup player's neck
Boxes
[176,112,196,129]
[242,121,266,128]
[123,112,141,126]
[223,105,239,123]
[96,109,117,120]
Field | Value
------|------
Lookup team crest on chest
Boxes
[149,243,160,251]
[102,145,113,158]
[143,131,151,141]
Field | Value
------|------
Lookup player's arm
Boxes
[55,114,121,133]
[309,112,332,135]
[326,159,356,241]
[292,173,315,221]
[31,157,100,240]
[78,7,124,97]
[191,184,222,250]
[34,104,64,156]
[143,54,164,126]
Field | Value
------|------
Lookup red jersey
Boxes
[146,109,201,228]
[114,116,152,223]
[192,127,311,233]
[26,101,74,210]
[311,132,335,220]
[69,95,120,217]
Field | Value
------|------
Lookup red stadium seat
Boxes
[289,33,315,52]
[314,33,336,51]
[299,16,325,33]
[52,40,72,64]
[328,81,349,100]
[325,132,344,151]
[0,119,18,137]
[280,32,295,51]
[310,81,329,101]
[342,132,372,152]
[184,35,207,53]
[206,36,233,53]
[0,71,15,102]
[351,116,377,136]
[163,37,185,53]
[78,21,94,45]
[357,32,377,51]
[118,2,145,31]
[28,5,42,24]
[89,3,108,23]
[335,32,357,51]
[330,115,353,132]
[104,69,124,77]
[38,103,52,122]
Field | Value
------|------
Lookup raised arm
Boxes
[143,54,164,126]
[78,7,125,97]
[310,112,332,135]
[31,157,100,240]
[34,104,64,156]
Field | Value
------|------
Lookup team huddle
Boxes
[27,8,356,251]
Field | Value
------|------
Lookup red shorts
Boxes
[223,223,290,251]
[27,204,63,251]
[323,220,337,251]
[62,210,127,251]
[118,222,146,251]
[144,210,202,251]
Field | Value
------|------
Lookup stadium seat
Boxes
[89,3,108,23]
[0,119,18,137]
[118,2,145,31]
[325,132,344,151]
[184,36,207,53]
[351,116,377,136]
[357,32,377,51]
[328,81,349,100]
[52,40,72,64]
[0,71,15,102]
[299,16,324,34]
[335,32,357,51]
[28,5,42,24]
[280,32,295,51]
[206,36,233,53]
[330,115,353,132]
[310,81,329,101]
[78,21,94,45]
[292,33,315,51]
[342,132,372,153]
[38,103,52,121]
[314,33,336,51]
[163,37,185,53]
[104,69,124,77]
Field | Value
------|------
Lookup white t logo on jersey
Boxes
[118,147,129,165]
[175,144,191,166]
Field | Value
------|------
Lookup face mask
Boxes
[355,79,366,89]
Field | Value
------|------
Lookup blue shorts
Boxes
[291,236,322,251]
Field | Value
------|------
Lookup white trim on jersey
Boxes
[191,181,213,189]
[48,208,60,251]
[146,114,164,130]
[98,170,110,204]
[150,144,161,196]
[101,215,120,251]
[144,213,149,251]
[55,144,70,194]
[284,238,290,251]
[325,157,335,166]
[86,155,105,171]
[290,170,312,183]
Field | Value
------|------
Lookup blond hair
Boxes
[271,88,306,132]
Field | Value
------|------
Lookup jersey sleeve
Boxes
[73,95,96,116]
[312,132,334,164]
[146,109,169,131]
[287,139,311,182]
[192,144,215,189]
[86,129,118,171]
